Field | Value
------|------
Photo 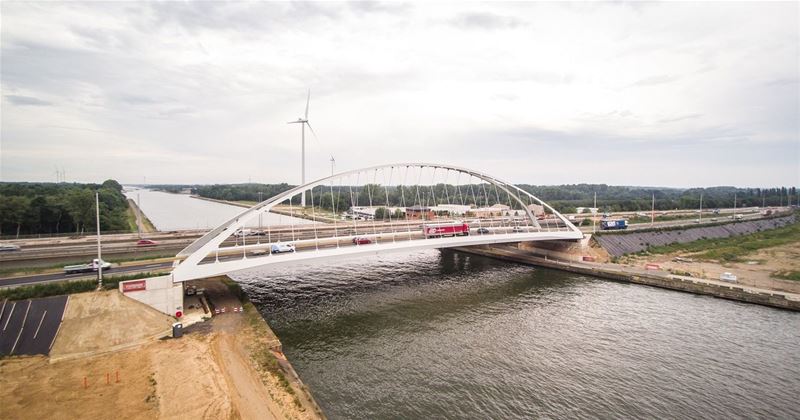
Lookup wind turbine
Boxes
[288,89,316,207]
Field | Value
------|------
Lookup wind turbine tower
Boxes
[288,90,316,207]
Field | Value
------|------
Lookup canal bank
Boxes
[456,244,800,311]
[1,277,325,419]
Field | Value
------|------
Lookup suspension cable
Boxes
[368,169,379,243]
[309,185,319,251]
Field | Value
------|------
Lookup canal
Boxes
[123,188,311,231]
[235,249,800,419]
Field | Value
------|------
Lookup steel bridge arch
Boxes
[172,163,583,282]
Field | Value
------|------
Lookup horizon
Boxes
[1,179,798,191]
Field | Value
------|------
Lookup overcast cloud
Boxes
[1,1,797,187]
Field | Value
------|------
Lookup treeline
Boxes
[519,185,798,213]
[0,180,131,237]
[193,183,295,202]
[192,182,798,214]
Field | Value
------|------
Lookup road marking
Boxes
[10,300,31,355]
[3,302,16,331]
[33,310,47,339]
[0,299,6,320]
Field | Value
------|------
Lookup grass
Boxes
[0,271,162,301]
[647,217,800,262]
[125,205,139,232]
[773,271,800,282]
[126,199,157,233]
[0,279,97,300]
[101,271,162,289]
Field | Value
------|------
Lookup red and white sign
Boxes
[122,280,147,293]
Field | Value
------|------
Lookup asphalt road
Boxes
[0,295,68,355]
[0,261,175,288]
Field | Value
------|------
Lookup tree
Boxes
[4,196,31,238]
[65,189,95,234]
[101,179,123,192]
[374,207,389,221]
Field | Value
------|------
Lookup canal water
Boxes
[234,249,800,419]
[123,188,311,231]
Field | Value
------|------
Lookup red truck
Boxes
[423,222,470,238]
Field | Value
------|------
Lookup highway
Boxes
[0,260,175,288]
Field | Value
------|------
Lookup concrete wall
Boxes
[118,275,184,317]
[458,245,800,312]
[517,236,596,262]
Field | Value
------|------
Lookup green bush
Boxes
[0,279,96,300]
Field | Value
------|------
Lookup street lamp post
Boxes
[95,191,103,288]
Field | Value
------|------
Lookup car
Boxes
[476,227,490,234]
[136,239,159,247]
[352,237,372,245]
[271,243,295,253]
[512,226,523,233]
[0,243,21,252]
[251,248,268,256]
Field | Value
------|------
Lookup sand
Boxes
[1,286,322,420]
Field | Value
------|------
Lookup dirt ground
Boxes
[51,290,174,359]
[625,241,800,294]
[1,284,323,420]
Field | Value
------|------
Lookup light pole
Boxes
[699,192,703,222]
[651,192,655,226]
[95,191,103,288]
[592,191,597,233]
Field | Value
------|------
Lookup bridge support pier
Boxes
[118,274,184,318]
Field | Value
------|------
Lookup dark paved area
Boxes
[0,295,68,356]
[0,261,173,288]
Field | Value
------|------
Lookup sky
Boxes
[1,1,798,188]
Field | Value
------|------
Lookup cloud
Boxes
[658,114,702,124]
[4,94,51,106]
[627,74,682,88]
[0,1,797,187]
[450,12,525,30]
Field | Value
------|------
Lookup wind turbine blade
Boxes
[305,121,318,139]
[305,89,310,119]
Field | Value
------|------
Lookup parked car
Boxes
[352,237,372,245]
[0,243,21,252]
[476,227,490,234]
[271,243,295,253]
[136,239,159,247]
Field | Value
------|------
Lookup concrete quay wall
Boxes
[456,245,800,312]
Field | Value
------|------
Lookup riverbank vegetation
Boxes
[0,180,131,237]
[645,217,800,262]
[0,271,163,301]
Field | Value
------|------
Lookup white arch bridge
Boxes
[172,163,583,282]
